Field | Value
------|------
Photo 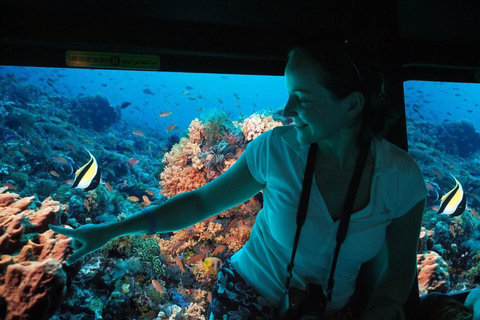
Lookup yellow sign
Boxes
[66,51,160,70]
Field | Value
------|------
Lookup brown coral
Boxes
[417,251,450,295]
[0,192,75,320]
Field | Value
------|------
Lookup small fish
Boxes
[218,98,223,104]
[128,196,140,202]
[175,256,185,274]
[182,91,190,95]
[159,111,172,117]
[202,257,222,275]
[2,183,16,190]
[171,240,185,253]
[53,156,69,165]
[127,158,139,166]
[188,97,196,101]
[196,107,204,112]
[140,195,151,206]
[223,236,239,243]
[187,254,205,264]
[145,190,154,196]
[197,93,202,99]
[470,208,479,219]
[132,130,144,136]
[233,93,240,99]
[449,225,456,237]
[84,199,90,212]
[104,182,113,193]
[50,170,59,178]
[437,174,466,217]
[211,245,227,256]
[71,149,101,191]
[66,143,77,151]
[143,88,154,95]
[227,218,237,230]
[185,86,194,90]
[151,279,163,294]
[166,124,178,133]
[120,101,131,109]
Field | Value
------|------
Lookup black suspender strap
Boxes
[285,143,317,290]
[283,140,371,303]
[326,140,371,301]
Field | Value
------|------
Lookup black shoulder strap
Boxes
[284,143,317,290]
[326,140,371,301]
[283,140,371,302]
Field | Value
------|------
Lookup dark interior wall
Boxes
[0,0,479,151]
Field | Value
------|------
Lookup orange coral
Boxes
[417,251,450,295]
[0,191,75,320]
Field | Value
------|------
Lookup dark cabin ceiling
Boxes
[0,0,479,72]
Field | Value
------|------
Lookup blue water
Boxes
[0,65,287,133]
[404,80,480,129]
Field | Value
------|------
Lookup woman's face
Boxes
[283,51,353,146]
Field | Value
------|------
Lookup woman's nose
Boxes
[283,98,296,118]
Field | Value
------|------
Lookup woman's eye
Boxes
[298,98,308,105]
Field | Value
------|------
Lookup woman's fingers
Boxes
[66,245,89,266]
[49,224,76,237]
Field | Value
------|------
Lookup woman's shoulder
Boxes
[374,137,421,170]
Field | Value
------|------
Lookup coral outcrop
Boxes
[417,251,450,295]
[0,190,75,320]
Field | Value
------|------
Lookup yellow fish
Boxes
[202,257,222,275]
[437,174,466,217]
[72,149,101,191]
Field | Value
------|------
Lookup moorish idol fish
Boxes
[437,174,466,217]
[71,149,101,191]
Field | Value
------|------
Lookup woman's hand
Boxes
[465,288,480,320]
[49,223,111,266]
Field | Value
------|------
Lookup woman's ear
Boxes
[345,91,364,117]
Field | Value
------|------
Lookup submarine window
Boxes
[405,80,480,296]
[0,64,289,318]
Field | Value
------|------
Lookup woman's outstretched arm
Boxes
[50,154,264,265]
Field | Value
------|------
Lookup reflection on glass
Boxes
[405,80,480,296]
[0,65,287,319]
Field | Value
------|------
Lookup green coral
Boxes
[131,236,166,278]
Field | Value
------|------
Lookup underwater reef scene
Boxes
[405,81,480,297]
[0,66,286,320]
[1,68,479,320]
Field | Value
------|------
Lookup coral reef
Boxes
[241,113,283,142]
[71,93,121,132]
[417,251,450,295]
[0,191,76,320]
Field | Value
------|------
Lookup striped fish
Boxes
[71,149,101,191]
[437,174,466,217]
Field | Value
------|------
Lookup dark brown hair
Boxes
[288,29,394,142]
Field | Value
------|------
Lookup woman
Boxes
[50,31,426,319]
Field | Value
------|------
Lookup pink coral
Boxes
[241,113,283,141]
[417,251,450,295]
[0,192,76,320]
